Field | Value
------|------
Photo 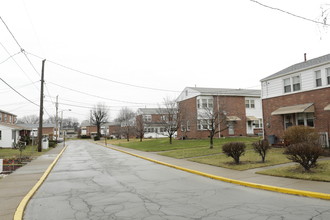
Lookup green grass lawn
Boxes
[0,145,50,159]
[188,148,290,170]
[114,136,260,152]
[256,160,330,182]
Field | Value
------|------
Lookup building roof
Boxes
[16,123,56,129]
[137,108,168,115]
[0,122,26,130]
[261,53,330,81]
[186,87,261,97]
[0,109,17,117]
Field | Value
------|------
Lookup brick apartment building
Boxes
[261,53,330,147]
[136,108,169,138]
[176,87,262,139]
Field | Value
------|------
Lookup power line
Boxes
[250,0,330,26]
[0,77,39,106]
[0,50,22,65]
[27,52,182,93]
[47,81,155,105]
[0,16,24,49]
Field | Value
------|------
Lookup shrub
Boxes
[49,140,57,148]
[222,142,246,164]
[283,126,323,171]
[252,139,271,163]
[283,126,319,145]
[94,136,100,141]
[284,142,324,171]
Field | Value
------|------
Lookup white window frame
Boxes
[283,75,301,93]
[315,70,322,87]
[245,99,255,108]
[143,115,151,122]
[296,113,314,127]
[327,67,330,85]
[197,97,213,109]
[254,119,263,128]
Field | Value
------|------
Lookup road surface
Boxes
[24,140,330,220]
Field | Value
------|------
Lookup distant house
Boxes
[176,87,262,138]
[17,123,56,141]
[136,108,171,138]
[261,53,330,147]
[0,110,21,148]
[79,121,97,137]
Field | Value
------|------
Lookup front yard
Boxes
[104,137,330,181]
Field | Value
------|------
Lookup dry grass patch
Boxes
[188,148,290,171]
[256,160,330,182]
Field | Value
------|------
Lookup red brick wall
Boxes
[262,87,330,141]
[178,96,248,139]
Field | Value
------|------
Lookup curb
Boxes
[99,143,330,200]
[13,145,68,220]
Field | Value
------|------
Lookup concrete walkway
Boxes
[0,144,64,220]
[0,141,329,219]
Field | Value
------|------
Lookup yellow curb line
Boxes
[98,143,330,200]
[14,145,68,220]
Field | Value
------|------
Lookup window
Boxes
[292,76,301,91]
[197,97,213,109]
[295,113,314,127]
[0,113,2,122]
[283,78,291,93]
[315,70,322,87]
[245,99,255,108]
[254,119,263,128]
[283,76,301,93]
[143,115,151,122]
[160,115,167,121]
[327,68,330,85]
[4,114,7,122]
[0,130,1,140]
[197,119,211,130]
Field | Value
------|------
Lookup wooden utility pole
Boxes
[37,59,46,152]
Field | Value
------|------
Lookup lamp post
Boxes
[59,109,71,144]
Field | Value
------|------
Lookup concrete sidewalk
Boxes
[0,144,64,220]
[102,143,330,195]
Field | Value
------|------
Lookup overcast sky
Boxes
[1,0,329,123]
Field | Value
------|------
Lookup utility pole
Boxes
[37,59,46,152]
[55,95,59,142]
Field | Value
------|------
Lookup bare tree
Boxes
[198,98,228,149]
[116,107,136,141]
[90,103,109,137]
[135,114,145,142]
[159,97,181,144]
[17,114,39,124]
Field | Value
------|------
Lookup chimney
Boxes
[304,53,307,62]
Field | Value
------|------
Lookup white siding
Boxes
[262,63,330,99]
[245,97,262,118]
[0,125,17,148]
[176,88,200,102]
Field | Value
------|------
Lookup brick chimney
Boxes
[304,53,307,62]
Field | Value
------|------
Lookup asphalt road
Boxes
[24,140,330,220]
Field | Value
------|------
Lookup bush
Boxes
[283,126,323,171]
[222,142,246,164]
[284,142,324,171]
[283,126,319,145]
[93,136,100,141]
[252,139,271,163]
[49,140,57,148]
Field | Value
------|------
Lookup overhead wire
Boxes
[0,50,22,65]
[27,52,182,93]
[47,81,155,105]
[250,0,330,26]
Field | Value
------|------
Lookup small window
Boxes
[250,100,255,108]
[202,99,208,108]
[297,113,305,125]
[292,76,300,91]
[0,130,2,140]
[315,70,322,87]
[327,68,330,85]
[245,100,250,108]
[284,78,291,93]
[306,113,314,127]
[208,99,213,108]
